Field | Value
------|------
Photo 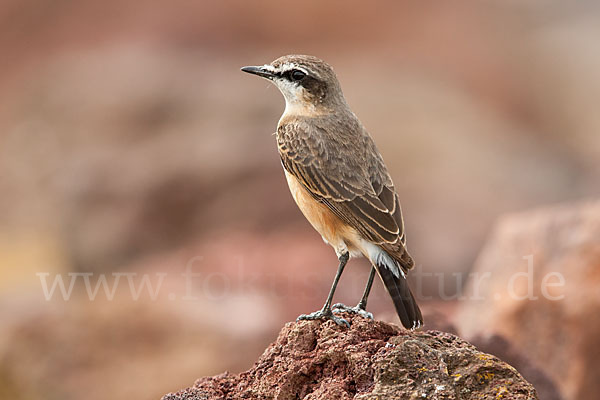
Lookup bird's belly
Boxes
[284,169,362,257]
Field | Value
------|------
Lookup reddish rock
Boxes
[163,316,538,400]
[459,199,600,400]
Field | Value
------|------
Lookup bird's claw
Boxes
[297,309,350,328]
[332,303,374,320]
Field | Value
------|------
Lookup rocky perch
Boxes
[162,316,537,399]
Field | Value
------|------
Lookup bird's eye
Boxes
[290,70,306,81]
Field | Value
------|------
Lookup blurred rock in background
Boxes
[459,199,600,400]
[0,1,599,399]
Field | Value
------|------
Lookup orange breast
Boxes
[284,169,361,255]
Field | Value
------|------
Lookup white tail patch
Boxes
[361,240,405,279]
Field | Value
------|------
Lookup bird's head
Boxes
[241,55,348,116]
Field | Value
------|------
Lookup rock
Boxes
[458,199,600,400]
[162,316,538,400]
[470,334,563,400]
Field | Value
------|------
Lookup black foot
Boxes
[297,308,350,328]
[332,303,374,320]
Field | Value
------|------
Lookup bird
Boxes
[241,55,423,330]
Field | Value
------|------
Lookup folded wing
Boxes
[277,121,414,271]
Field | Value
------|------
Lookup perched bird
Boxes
[241,55,422,329]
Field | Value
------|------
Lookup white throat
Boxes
[275,79,316,122]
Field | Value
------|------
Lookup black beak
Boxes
[241,65,276,79]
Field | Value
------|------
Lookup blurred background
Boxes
[0,1,599,399]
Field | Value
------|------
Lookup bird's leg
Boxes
[297,252,350,327]
[333,266,375,320]
[357,266,375,310]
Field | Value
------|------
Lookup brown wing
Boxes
[277,120,414,270]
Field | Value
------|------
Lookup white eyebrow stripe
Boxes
[279,62,309,75]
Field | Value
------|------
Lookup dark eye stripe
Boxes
[291,70,306,81]
[279,69,307,82]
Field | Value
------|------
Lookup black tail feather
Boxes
[376,260,423,329]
